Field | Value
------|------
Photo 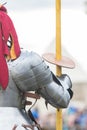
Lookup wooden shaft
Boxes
[56,0,62,130]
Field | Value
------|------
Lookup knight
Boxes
[0,4,73,130]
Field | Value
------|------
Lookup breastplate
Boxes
[0,107,33,130]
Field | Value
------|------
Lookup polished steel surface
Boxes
[0,107,32,130]
[7,50,72,108]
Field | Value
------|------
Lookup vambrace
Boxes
[8,50,73,109]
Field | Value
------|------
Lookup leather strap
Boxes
[24,92,40,106]
[24,92,40,99]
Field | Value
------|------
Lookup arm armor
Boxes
[8,50,73,108]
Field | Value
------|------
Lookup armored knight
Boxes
[0,4,73,130]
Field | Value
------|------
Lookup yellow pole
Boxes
[56,0,62,130]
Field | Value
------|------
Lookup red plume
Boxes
[0,6,21,89]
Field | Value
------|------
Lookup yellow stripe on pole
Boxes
[56,0,62,130]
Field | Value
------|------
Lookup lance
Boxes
[56,0,62,130]
[56,0,75,129]
[43,0,75,129]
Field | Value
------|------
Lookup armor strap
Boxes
[22,124,42,130]
[24,92,40,99]
[24,92,41,130]
[24,92,40,106]
[12,94,41,130]
[12,124,42,130]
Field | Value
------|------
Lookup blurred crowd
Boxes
[31,105,87,130]
[63,106,87,130]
